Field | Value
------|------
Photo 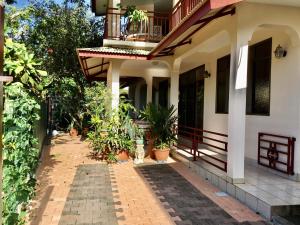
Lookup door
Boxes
[179,65,205,131]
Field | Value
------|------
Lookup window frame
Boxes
[215,54,231,114]
[246,38,272,116]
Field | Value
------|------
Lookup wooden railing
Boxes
[104,8,169,42]
[174,124,228,172]
[171,0,206,29]
[258,132,296,175]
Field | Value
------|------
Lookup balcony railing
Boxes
[103,0,206,43]
[171,0,205,28]
[258,132,296,175]
[104,8,170,42]
[174,124,228,172]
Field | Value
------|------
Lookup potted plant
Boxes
[117,4,149,36]
[141,104,177,161]
[69,117,79,137]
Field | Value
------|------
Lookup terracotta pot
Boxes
[82,127,89,137]
[147,138,156,159]
[117,150,129,161]
[69,128,78,137]
[153,148,170,161]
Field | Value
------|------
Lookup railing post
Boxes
[192,129,197,161]
[258,133,262,165]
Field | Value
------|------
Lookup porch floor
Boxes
[175,149,300,219]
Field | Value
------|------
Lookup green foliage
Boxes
[3,15,49,225]
[6,0,104,130]
[117,4,148,23]
[86,83,137,161]
[4,38,50,98]
[3,83,41,225]
[141,104,177,149]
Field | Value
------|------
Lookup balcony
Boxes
[171,0,206,28]
[102,0,209,43]
[104,8,170,43]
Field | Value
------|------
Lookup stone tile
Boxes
[219,178,227,192]
[245,193,258,212]
[205,171,212,183]
[227,183,236,197]
[236,187,246,203]
[257,200,271,219]
[211,174,219,187]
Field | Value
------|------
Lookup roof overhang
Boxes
[83,0,242,81]
[77,47,150,81]
[91,0,107,16]
[149,0,243,58]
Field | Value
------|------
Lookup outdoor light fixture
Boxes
[274,45,287,59]
[203,70,211,78]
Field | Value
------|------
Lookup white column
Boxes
[170,69,180,116]
[134,82,141,110]
[107,59,122,110]
[227,30,249,184]
[146,77,153,104]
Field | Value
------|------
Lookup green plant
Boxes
[86,84,137,161]
[3,83,41,225]
[117,3,148,33]
[141,104,177,149]
[4,38,51,98]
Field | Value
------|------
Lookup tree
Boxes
[4,38,51,98]
[6,0,104,130]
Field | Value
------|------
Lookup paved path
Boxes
[139,164,268,225]
[58,164,117,225]
[28,135,267,225]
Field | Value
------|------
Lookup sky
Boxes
[14,0,90,8]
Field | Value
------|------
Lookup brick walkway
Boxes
[139,164,268,225]
[58,164,117,225]
[28,135,267,225]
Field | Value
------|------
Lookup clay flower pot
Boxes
[147,138,156,159]
[153,148,170,161]
[69,128,78,137]
[82,127,89,137]
[117,150,129,161]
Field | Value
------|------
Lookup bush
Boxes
[2,83,41,225]
[85,83,137,162]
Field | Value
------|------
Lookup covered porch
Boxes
[166,1,300,220]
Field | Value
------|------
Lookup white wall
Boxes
[238,3,300,174]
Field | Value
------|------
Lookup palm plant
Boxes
[141,104,177,149]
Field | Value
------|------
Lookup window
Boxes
[246,38,272,116]
[216,55,230,114]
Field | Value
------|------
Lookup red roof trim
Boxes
[150,0,211,57]
[210,0,243,9]
[150,0,243,58]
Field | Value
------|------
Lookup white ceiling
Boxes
[247,0,300,7]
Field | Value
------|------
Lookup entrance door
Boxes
[179,65,205,130]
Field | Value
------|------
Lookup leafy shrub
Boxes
[141,104,177,149]
[85,83,136,161]
[3,83,41,225]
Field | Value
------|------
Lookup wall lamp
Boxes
[203,70,211,78]
[274,45,287,59]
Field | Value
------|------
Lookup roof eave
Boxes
[149,0,243,58]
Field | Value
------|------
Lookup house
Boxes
[77,0,300,220]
